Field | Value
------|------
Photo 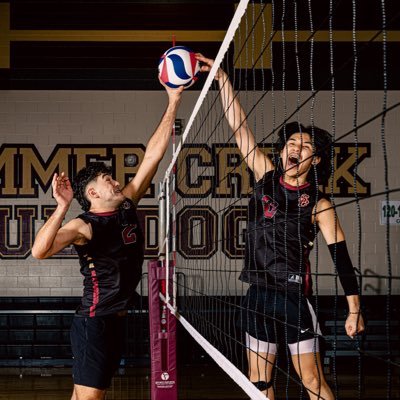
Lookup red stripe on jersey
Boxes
[279,176,310,191]
[89,210,118,217]
[89,270,99,317]
[304,260,312,297]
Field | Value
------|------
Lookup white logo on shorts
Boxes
[288,274,302,284]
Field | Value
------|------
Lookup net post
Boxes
[158,182,166,261]
[148,260,178,400]
[148,182,177,400]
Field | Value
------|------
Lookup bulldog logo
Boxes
[262,195,279,218]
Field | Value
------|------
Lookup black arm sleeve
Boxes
[328,240,359,296]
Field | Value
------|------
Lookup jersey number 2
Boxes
[122,225,137,244]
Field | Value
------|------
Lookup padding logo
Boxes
[161,372,170,381]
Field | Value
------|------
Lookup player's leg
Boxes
[71,384,106,400]
[246,333,277,399]
[290,344,333,400]
[70,315,125,398]
[287,295,333,399]
[240,285,280,398]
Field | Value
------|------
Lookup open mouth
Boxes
[288,154,300,167]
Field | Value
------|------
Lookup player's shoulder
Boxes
[314,197,335,223]
[62,216,88,228]
[61,217,92,243]
[316,197,332,209]
[62,216,91,234]
[255,167,278,186]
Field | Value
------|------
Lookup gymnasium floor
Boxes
[1,365,241,400]
[1,362,398,400]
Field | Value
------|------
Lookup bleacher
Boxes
[319,296,400,374]
[0,296,149,368]
[0,295,399,371]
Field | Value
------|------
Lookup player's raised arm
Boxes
[196,53,274,181]
[122,80,184,204]
[32,172,89,259]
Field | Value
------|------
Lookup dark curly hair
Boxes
[274,121,333,185]
[72,162,112,211]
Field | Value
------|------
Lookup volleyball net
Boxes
[156,0,400,398]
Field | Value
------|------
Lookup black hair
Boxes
[72,162,112,211]
[275,121,333,185]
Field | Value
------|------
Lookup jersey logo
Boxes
[298,193,310,207]
[122,224,137,244]
[288,274,302,284]
[262,195,279,219]
[122,200,132,210]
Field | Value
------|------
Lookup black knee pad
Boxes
[252,380,273,391]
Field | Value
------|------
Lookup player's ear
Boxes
[86,186,99,200]
[312,156,321,165]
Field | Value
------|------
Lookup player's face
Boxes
[88,173,124,205]
[280,132,320,179]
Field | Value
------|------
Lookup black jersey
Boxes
[240,170,325,296]
[73,198,144,317]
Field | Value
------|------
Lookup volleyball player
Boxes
[196,54,365,400]
[31,80,184,400]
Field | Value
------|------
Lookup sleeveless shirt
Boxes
[240,170,325,296]
[73,198,144,316]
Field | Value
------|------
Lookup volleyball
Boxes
[158,46,200,89]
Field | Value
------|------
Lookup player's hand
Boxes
[52,172,73,210]
[345,312,365,339]
[195,53,225,80]
[158,77,184,104]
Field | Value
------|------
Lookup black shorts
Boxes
[238,284,319,344]
[70,314,126,389]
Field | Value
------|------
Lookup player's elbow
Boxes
[31,249,43,259]
[31,246,49,259]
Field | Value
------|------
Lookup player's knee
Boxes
[73,387,105,400]
[75,395,104,400]
[301,373,327,392]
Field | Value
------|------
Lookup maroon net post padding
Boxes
[148,259,177,400]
